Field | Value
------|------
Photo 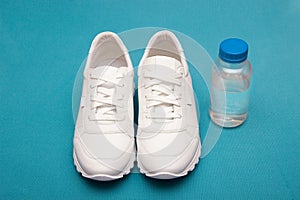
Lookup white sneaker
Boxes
[137,30,201,179]
[73,32,135,181]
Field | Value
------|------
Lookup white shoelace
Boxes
[88,68,125,122]
[143,68,183,119]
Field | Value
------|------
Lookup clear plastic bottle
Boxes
[209,38,252,128]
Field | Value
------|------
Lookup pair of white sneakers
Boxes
[73,30,201,181]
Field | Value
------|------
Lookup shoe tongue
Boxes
[143,55,182,71]
[85,66,128,89]
[88,66,128,78]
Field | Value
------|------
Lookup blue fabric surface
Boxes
[0,0,299,199]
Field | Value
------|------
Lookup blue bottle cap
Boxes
[219,38,248,63]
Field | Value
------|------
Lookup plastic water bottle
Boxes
[209,38,252,128]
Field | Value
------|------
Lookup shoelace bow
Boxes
[88,71,125,122]
[143,68,183,119]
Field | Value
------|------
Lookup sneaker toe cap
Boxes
[137,134,200,176]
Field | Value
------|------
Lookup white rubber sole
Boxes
[73,150,135,181]
[137,141,201,179]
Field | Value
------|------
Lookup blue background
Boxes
[1,0,299,199]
